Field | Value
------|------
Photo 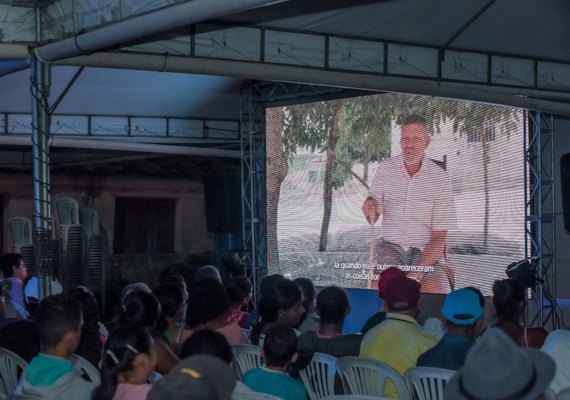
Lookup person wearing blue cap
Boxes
[416,288,484,370]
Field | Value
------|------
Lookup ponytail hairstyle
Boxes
[93,325,154,400]
[119,291,161,330]
[492,278,526,322]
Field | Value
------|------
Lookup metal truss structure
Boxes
[525,111,559,328]
[0,112,240,146]
[240,81,353,301]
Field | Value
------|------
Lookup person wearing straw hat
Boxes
[445,327,555,399]
[362,115,457,293]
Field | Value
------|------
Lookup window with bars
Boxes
[113,197,176,254]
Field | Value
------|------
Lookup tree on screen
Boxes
[334,96,392,187]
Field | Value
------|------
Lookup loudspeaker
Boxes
[204,176,242,234]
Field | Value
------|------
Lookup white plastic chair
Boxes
[0,347,28,398]
[404,367,455,400]
[233,344,263,379]
[69,354,100,386]
[79,208,100,235]
[336,357,411,400]
[299,352,338,400]
[556,387,570,400]
[55,197,79,226]
[7,218,32,249]
[231,392,283,400]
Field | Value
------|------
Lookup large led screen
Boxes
[266,93,525,295]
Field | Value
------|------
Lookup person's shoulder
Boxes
[242,367,263,380]
[424,158,449,175]
[528,327,549,347]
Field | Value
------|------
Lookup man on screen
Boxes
[362,115,457,293]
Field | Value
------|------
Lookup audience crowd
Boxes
[0,252,566,399]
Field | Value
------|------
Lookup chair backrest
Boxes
[336,357,410,400]
[7,218,32,247]
[233,344,263,379]
[231,392,283,400]
[556,386,570,400]
[299,352,338,400]
[404,367,455,400]
[8,393,46,400]
[0,347,28,397]
[55,197,79,226]
[8,394,45,400]
[69,354,100,386]
[79,208,100,236]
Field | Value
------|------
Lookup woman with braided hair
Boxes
[93,325,157,400]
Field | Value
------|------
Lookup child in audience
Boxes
[93,325,157,400]
[243,324,308,400]
[222,276,252,328]
[15,294,95,399]
[298,285,362,357]
[119,290,179,374]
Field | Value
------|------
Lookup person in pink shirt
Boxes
[93,325,157,400]
[222,276,252,328]
[362,115,458,293]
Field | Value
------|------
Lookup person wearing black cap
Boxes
[445,327,555,400]
[417,288,484,370]
[147,354,236,400]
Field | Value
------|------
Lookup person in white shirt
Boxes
[362,115,457,293]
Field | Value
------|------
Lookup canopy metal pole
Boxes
[30,55,53,300]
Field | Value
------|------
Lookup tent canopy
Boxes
[0,0,569,126]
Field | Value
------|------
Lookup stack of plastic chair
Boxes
[7,217,35,274]
[79,207,105,305]
[55,197,82,289]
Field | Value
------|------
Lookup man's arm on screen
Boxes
[418,230,447,267]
